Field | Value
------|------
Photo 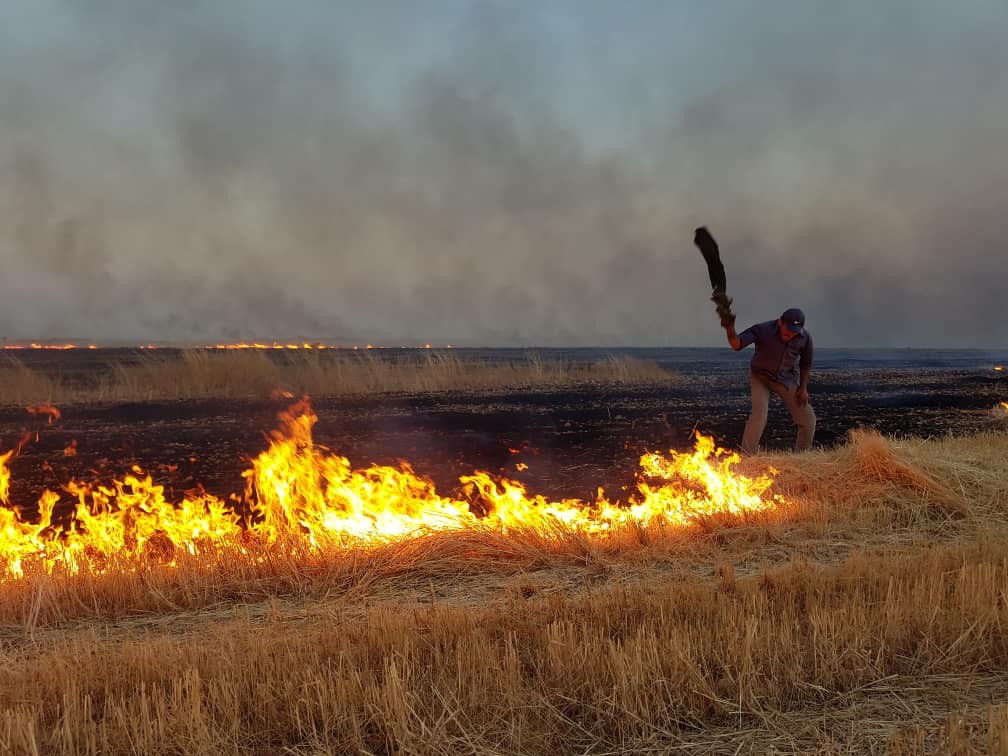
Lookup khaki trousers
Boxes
[741,372,816,454]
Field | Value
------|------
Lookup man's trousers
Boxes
[741,372,816,454]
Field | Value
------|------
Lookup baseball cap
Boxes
[780,308,806,335]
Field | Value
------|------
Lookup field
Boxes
[1,348,1007,754]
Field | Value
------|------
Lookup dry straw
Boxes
[1,429,1007,753]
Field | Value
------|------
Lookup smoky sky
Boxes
[0,1,1006,347]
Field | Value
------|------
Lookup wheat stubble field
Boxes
[1,347,1007,755]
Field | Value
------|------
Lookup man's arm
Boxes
[796,335,814,405]
[728,323,757,352]
[726,324,742,351]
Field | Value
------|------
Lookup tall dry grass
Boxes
[0,350,678,405]
[1,430,1008,753]
[0,355,67,405]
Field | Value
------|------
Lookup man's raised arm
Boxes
[726,324,743,351]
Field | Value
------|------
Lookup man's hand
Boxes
[711,289,736,329]
[797,367,811,406]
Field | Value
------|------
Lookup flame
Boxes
[995,366,1005,372]
[212,342,327,350]
[3,342,87,350]
[2,343,81,350]
[1,342,455,351]
[0,432,33,505]
[26,404,61,424]
[1000,402,1008,411]
[0,401,785,579]
[0,449,13,505]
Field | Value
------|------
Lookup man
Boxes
[726,307,816,454]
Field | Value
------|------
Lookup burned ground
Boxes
[1,350,1004,515]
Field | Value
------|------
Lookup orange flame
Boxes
[26,404,61,424]
[0,402,785,578]
[1,341,457,351]
[0,449,13,505]
[2,343,81,351]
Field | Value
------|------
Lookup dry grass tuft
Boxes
[750,428,995,530]
[992,401,1008,422]
[888,703,1008,755]
[840,428,966,513]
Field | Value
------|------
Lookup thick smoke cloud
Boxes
[0,0,1005,347]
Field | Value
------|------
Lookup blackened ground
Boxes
[1,366,1005,516]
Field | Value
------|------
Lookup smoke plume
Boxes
[0,1,1005,347]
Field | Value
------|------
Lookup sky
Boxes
[0,0,1005,348]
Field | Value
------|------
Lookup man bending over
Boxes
[726,308,816,454]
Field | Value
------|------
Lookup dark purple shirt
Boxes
[737,320,814,389]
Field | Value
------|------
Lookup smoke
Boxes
[0,0,1005,347]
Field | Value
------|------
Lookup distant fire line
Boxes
[1,343,455,351]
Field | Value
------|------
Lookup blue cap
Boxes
[780,308,805,335]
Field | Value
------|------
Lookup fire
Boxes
[212,342,328,350]
[0,449,12,505]
[1,343,81,350]
[1,342,455,351]
[0,401,785,579]
[26,404,61,424]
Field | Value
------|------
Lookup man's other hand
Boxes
[796,386,810,406]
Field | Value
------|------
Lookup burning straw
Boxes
[0,400,784,582]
